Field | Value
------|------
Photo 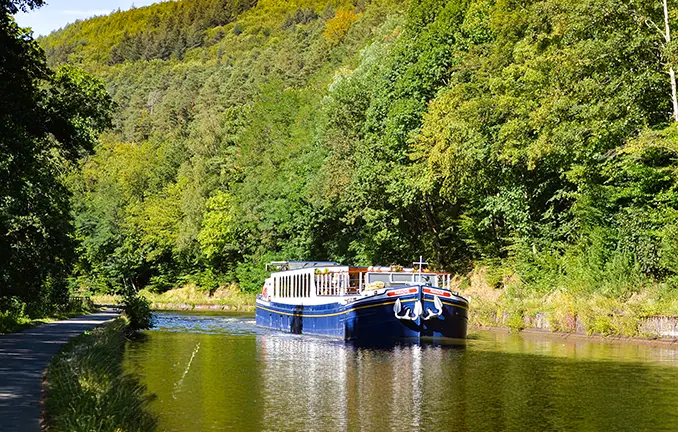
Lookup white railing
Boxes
[271,268,453,299]
[314,272,349,296]
[439,273,451,290]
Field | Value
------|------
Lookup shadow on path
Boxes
[0,309,120,432]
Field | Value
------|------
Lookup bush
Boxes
[0,297,29,333]
[147,273,176,293]
[122,292,153,335]
[235,257,271,293]
[196,268,224,293]
[0,296,27,318]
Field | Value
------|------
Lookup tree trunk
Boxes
[664,0,678,121]
[423,200,445,269]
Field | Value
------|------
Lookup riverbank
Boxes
[459,267,678,340]
[91,285,256,312]
[0,297,94,334]
[43,317,156,432]
[90,271,678,340]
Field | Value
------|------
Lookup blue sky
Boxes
[13,0,166,36]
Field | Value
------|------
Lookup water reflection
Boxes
[125,312,678,432]
[259,337,349,431]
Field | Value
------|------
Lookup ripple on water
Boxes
[150,311,262,336]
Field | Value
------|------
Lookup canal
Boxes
[124,312,678,431]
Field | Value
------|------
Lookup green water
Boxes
[124,312,678,431]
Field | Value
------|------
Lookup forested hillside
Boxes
[38,0,678,312]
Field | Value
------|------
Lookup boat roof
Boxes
[266,261,340,271]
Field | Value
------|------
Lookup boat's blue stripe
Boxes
[256,298,468,318]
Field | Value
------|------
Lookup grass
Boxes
[88,293,121,306]
[91,284,256,311]
[43,317,157,432]
[459,266,678,338]
[0,315,71,334]
[0,298,94,334]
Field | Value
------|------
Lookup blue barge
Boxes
[255,260,469,342]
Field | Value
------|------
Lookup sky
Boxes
[13,0,166,36]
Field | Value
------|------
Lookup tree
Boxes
[1,3,113,312]
[663,0,678,121]
[2,0,45,14]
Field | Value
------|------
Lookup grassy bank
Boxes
[43,318,156,432]
[460,267,678,338]
[91,284,256,312]
[0,297,94,334]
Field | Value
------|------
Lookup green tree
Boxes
[1,2,113,313]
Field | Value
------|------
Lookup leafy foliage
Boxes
[323,7,360,44]
[33,0,678,301]
[1,2,113,316]
[122,291,153,334]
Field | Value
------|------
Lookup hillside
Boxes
[44,0,407,292]
[40,0,678,323]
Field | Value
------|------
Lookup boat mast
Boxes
[414,256,427,283]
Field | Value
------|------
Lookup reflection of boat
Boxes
[257,333,465,431]
[255,259,468,342]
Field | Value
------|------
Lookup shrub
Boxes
[122,292,153,335]
[0,297,29,333]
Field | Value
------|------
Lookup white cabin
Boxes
[261,261,452,305]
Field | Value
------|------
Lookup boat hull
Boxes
[255,285,468,342]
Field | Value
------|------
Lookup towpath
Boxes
[0,309,120,432]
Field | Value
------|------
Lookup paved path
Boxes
[0,309,120,432]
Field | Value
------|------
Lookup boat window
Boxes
[390,273,414,283]
[366,273,390,286]
[365,272,440,287]
[420,274,438,286]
